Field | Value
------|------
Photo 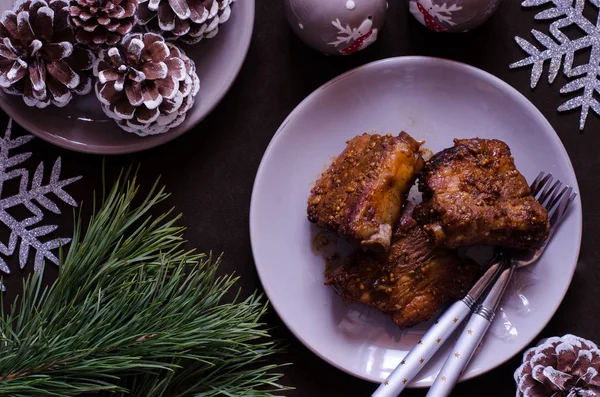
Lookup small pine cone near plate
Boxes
[69,0,138,47]
[515,334,600,396]
[94,32,200,136]
[0,0,96,108]
[137,0,234,44]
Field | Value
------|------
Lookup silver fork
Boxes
[426,173,577,397]
[372,172,555,397]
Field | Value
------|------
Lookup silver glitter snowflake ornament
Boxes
[510,0,600,130]
[0,120,80,287]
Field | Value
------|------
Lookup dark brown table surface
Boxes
[2,1,600,396]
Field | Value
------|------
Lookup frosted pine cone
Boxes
[69,0,138,47]
[515,334,600,396]
[0,0,95,108]
[137,0,234,44]
[94,32,200,136]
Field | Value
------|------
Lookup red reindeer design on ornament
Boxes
[329,16,378,55]
[416,1,446,32]
[409,0,464,32]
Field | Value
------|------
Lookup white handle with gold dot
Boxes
[426,264,515,397]
[425,312,492,397]
[371,254,508,397]
[371,299,471,397]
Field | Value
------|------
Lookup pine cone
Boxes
[0,0,96,108]
[69,0,138,47]
[94,32,200,136]
[515,334,600,397]
[137,0,234,44]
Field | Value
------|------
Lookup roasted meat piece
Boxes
[307,132,424,252]
[325,206,479,329]
[415,138,549,250]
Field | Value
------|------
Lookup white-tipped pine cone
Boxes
[515,334,600,397]
[0,0,95,108]
[137,0,234,44]
[94,32,200,136]
[69,0,138,47]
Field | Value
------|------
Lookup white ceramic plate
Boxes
[249,57,582,386]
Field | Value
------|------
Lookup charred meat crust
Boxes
[414,138,550,250]
[325,206,479,329]
[307,132,424,252]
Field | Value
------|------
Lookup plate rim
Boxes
[249,55,583,386]
[0,0,255,155]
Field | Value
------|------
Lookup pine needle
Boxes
[0,170,290,396]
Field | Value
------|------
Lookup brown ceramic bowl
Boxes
[0,0,254,154]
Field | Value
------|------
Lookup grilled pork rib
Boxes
[326,206,479,329]
[307,132,424,252]
[415,138,549,250]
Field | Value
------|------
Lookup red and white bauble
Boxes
[409,0,502,33]
[284,0,387,55]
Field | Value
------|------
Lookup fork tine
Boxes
[537,178,560,204]
[529,172,545,192]
[545,184,568,214]
[551,187,575,221]
[530,172,552,195]
[567,191,577,211]
[545,185,568,219]
[547,187,576,239]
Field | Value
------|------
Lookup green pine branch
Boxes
[0,170,290,397]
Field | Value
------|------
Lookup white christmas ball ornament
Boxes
[409,0,502,32]
[284,0,387,55]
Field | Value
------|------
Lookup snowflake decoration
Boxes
[0,119,80,288]
[510,0,600,130]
